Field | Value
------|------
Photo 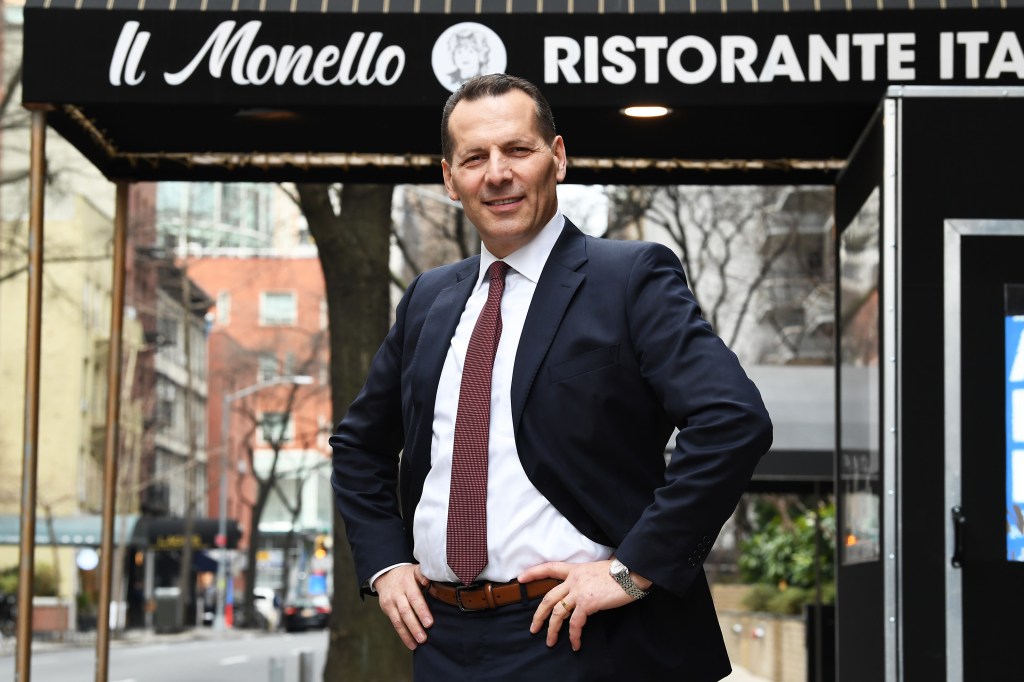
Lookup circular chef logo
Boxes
[432,23,507,92]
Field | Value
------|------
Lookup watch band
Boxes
[610,559,649,600]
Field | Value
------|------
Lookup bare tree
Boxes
[235,386,306,625]
[292,183,411,682]
[390,185,477,290]
[606,185,833,365]
[218,330,329,628]
[273,425,330,615]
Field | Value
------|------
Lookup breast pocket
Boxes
[548,344,620,383]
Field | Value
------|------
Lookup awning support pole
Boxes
[16,108,47,682]
[95,182,128,682]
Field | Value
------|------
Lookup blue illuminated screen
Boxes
[1007,285,1024,562]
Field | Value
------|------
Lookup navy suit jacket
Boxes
[331,220,772,679]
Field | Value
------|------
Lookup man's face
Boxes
[442,90,566,259]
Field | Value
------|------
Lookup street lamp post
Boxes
[214,374,313,631]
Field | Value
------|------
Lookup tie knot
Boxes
[487,260,510,283]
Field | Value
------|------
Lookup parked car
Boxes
[282,594,330,632]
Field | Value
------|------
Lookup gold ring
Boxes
[560,599,573,614]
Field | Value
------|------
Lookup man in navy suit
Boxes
[331,74,772,681]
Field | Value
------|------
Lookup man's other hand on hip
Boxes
[374,564,433,650]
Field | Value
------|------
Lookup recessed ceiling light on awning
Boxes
[622,106,672,118]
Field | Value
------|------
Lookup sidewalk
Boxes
[6,628,774,681]
[0,625,257,657]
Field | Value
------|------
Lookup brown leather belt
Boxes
[427,578,561,612]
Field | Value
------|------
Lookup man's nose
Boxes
[484,153,512,184]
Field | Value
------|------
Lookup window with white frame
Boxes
[156,380,176,428]
[157,315,179,347]
[258,352,278,382]
[260,291,297,326]
[261,412,293,444]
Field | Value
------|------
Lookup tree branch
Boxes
[391,227,422,276]
[0,61,24,122]
[389,269,408,291]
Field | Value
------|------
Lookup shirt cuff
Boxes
[368,562,413,592]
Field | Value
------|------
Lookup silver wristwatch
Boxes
[609,558,649,600]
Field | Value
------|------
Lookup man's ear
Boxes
[551,136,568,183]
[442,159,459,201]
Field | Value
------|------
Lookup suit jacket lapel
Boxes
[412,257,479,424]
[511,221,588,433]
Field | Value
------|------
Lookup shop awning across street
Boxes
[0,515,241,549]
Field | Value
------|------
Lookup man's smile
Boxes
[484,197,524,208]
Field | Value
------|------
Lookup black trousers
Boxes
[414,591,616,682]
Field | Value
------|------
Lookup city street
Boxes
[1,627,772,682]
[7,630,328,682]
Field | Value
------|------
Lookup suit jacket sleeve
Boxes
[613,243,773,599]
[329,275,419,589]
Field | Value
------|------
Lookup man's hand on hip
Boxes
[374,564,433,650]
[518,560,651,652]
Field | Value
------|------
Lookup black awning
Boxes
[20,3,1024,184]
[137,517,243,551]
[749,450,834,494]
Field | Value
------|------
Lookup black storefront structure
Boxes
[14,2,1024,680]
[0,514,240,631]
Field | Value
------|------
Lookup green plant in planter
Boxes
[739,502,835,614]
[0,563,59,597]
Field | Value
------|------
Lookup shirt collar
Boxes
[478,210,565,288]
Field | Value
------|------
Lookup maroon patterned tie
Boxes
[447,260,511,585]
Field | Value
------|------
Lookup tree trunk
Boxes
[299,184,411,682]
[245,497,264,627]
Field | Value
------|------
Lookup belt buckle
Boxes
[453,583,479,613]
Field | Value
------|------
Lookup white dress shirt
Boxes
[411,211,613,583]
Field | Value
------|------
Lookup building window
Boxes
[297,215,312,245]
[157,315,178,347]
[320,297,328,331]
[283,352,296,377]
[156,380,176,427]
[261,412,293,444]
[260,292,297,326]
[258,353,278,382]
[222,183,241,227]
[156,183,185,224]
[216,291,231,325]
[189,183,214,219]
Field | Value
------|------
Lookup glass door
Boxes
[943,220,1024,680]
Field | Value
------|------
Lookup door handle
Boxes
[951,505,966,568]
